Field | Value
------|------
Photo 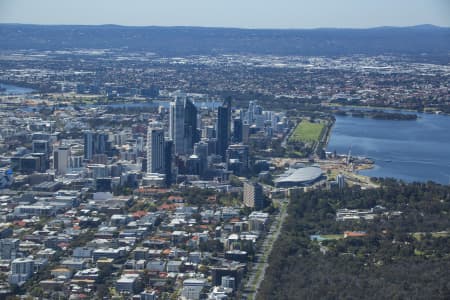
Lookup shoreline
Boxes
[326,103,450,116]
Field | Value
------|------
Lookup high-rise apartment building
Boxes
[147,123,165,174]
[84,131,109,160]
[9,258,35,285]
[243,182,265,210]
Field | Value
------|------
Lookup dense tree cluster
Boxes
[258,179,450,300]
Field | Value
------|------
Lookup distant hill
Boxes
[0,24,449,57]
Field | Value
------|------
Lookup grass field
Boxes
[289,120,325,143]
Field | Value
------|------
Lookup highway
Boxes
[241,198,288,300]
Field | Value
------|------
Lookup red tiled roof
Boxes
[157,203,177,211]
[14,220,26,227]
[133,211,148,218]
[344,231,368,237]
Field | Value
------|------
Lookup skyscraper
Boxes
[226,144,249,176]
[242,122,250,144]
[184,97,200,152]
[169,95,199,155]
[243,182,265,210]
[84,131,109,160]
[164,140,174,186]
[233,118,243,143]
[53,146,69,175]
[247,100,255,124]
[170,96,185,155]
[84,131,93,160]
[147,123,165,174]
[217,97,232,160]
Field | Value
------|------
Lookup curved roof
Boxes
[275,166,323,184]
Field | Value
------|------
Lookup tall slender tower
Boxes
[169,95,198,155]
[170,96,186,155]
[164,139,174,186]
[217,97,232,159]
[184,97,199,153]
[147,123,165,174]
[247,100,255,124]
[83,131,93,160]
[233,118,243,143]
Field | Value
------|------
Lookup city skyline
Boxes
[0,1,449,298]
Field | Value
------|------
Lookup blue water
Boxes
[327,112,450,184]
[0,83,34,95]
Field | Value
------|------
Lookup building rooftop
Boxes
[275,166,323,185]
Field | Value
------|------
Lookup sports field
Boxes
[289,120,325,143]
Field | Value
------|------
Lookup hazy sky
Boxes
[0,0,449,29]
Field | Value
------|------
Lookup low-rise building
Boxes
[116,273,141,294]
[181,278,207,300]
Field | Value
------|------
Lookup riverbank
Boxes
[327,112,450,184]
[326,103,450,116]
[334,109,418,120]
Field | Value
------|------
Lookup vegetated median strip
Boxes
[250,201,288,300]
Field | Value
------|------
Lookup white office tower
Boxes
[170,96,186,155]
[53,146,70,175]
[147,122,165,174]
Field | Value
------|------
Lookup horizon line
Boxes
[1,22,449,31]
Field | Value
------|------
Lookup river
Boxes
[327,111,450,184]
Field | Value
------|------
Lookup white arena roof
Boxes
[275,166,323,186]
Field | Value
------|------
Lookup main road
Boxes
[241,198,289,300]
